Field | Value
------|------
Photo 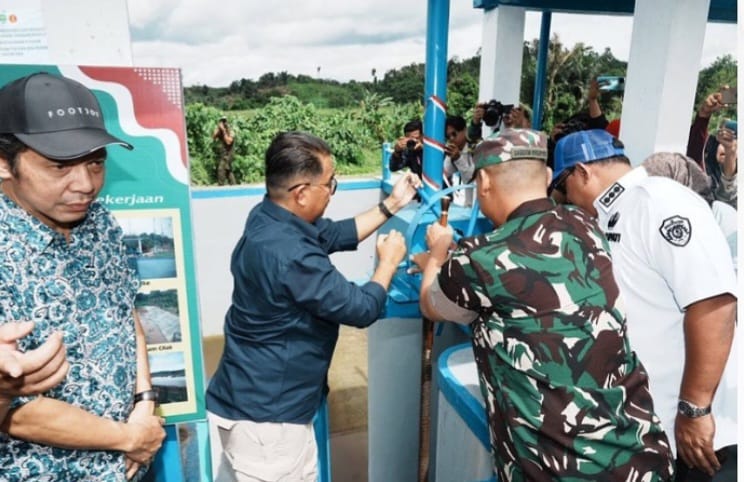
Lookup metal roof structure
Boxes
[473,0,737,23]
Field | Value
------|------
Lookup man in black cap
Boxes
[0,72,165,481]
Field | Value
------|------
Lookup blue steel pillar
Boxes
[531,11,551,130]
[368,2,459,481]
[421,0,450,204]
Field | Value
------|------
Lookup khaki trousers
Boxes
[208,411,318,482]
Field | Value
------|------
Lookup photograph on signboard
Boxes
[136,289,182,344]
[119,215,177,280]
[150,350,188,405]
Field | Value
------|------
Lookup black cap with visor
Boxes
[0,72,133,161]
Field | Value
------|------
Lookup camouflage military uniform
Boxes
[437,197,674,481]
[214,122,236,185]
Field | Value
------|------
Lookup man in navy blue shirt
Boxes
[206,131,421,481]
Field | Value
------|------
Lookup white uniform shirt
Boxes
[443,146,475,206]
[592,166,738,455]
[443,145,475,184]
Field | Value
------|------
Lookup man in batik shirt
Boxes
[0,72,165,481]
[417,128,673,481]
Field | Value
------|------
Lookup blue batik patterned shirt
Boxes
[0,193,141,481]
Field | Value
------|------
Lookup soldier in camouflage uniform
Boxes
[213,116,236,185]
[417,128,674,481]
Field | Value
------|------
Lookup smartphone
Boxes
[597,75,625,92]
[723,119,737,137]
[720,86,737,105]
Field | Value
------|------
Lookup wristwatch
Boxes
[378,201,394,219]
[134,389,160,405]
[677,399,711,418]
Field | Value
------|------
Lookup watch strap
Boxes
[134,389,159,404]
[677,399,711,418]
[378,201,394,219]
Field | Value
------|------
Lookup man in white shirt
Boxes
[443,115,475,206]
[549,129,737,481]
[443,115,475,184]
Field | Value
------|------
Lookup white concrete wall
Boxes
[478,6,526,105]
[477,6,526,137]
[621,0,711,164]
[42,0,133,66]
[191,181,383,336]
[0,0,132,67]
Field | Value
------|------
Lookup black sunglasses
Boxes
[548,166,575,196]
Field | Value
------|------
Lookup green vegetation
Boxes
[694,54,738,132]
[186,94,422,185]
[184,36,736,185]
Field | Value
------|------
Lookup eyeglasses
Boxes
[548,166,575,196]
[287,176,338,195]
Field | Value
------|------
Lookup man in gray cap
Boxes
[0,72,165,481]
[550,129,737,481]
[416,128,673,481]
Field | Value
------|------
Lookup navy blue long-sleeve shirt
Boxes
[206,197,388,423]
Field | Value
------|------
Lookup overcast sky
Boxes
[126,1,737,87]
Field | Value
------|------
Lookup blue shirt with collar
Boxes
[206,196,388,424]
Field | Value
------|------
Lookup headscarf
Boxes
[642,152,715,205]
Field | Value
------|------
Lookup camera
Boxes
[402,138,420,168]
[720,86,737,105]
[482,100,514,128]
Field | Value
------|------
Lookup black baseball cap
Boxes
[0,72,133,161]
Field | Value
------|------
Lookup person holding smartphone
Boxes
[686,86,734,166]
[710,119,737,208]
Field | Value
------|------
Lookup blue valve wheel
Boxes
[404,184,481,271]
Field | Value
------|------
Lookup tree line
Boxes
[184,35,736,185]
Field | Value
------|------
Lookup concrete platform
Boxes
[327,326,369,481]
[331,430,368,482]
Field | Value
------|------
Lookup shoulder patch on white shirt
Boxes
[599,183,625,208]
[659,215,692,247]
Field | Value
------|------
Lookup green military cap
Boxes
[473,128,548,170]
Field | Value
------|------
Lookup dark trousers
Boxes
[217,154,236,185]
[675,445,737,482]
